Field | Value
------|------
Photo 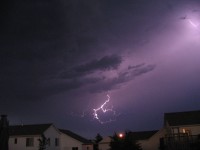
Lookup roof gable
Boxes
[99,136,112,144]
[59,129,92,144]
[164,110,200,126]
[130,130,158,140]
[9,124,52,136]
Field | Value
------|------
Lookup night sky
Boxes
[1,0,200,138]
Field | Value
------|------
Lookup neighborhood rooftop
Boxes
[130,130,158,140]
[9,123,92,144]
[59,129,92,144]
[164,110,200,126]
[9,123,52,136]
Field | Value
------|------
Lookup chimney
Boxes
[0,115,9,128]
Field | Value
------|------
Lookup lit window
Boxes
[182,128,191,135]
[55,138,59,146]
[183,129,186,133]
[26,138,34,147]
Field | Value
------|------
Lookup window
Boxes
[14,138,17,144]
[48,138,50,146]
[172,127,179,135]
[26,138,34,147]
[183,128,191,136]
[55,138,59,146]
[72,147,78,150]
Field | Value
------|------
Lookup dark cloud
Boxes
[60,55,122,79]
[1,0,200,139]
[90,64,156,93]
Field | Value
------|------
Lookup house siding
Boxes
[167,124,200,135]
[60,133,83,150]
[98,137,111,150]
[138,128,166,150]
[9,135,40,150]
[43,125,61,150]
[9,125,61,150]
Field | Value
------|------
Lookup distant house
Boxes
[140,110,200,150]
[98,110,200,150]
[9,123,93,150]
[98,136,112,150]
[98,131,162,150]
[160,110,200,150]
[131,130,163,150]
[9,124,60,150]
[59,129,93,150]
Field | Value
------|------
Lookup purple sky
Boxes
[1,0,200,138]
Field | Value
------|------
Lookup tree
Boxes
[94,133,103,150]
[38,134,49,150]
[110,131,142,150]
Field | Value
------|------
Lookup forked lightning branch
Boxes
[93,94,118,124]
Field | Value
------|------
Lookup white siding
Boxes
[9,136,40,150]
[43,125,61,150]
[138,128,166,150]
[174,124,200,135]
[9,125,61,150]
[82,144,93,150]
[98,137,111,150]
[60,133,83,150]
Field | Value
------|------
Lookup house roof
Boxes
[59,129,92,144]
[130,130,158,140]
[164,110,200,126]
[99,136,112,144]
[9,124,52,136]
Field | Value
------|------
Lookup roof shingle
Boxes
[164,110,200,126]
[9,124,52,136]
[59,129,92,144]
[130,130,158,140]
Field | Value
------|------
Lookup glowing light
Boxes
[119,133,124,138]
[183,129,186,133]
[93,94,117,124]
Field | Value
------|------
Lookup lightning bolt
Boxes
[188,19,198,28]
[93,94,118,124]
[188,19,200,31]
[69,94,120,124]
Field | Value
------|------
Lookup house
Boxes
[8,123,93,150]
[160,110,200,150]
[9,124,60,150]
[59,129,93,150]
[98,136,112,150]
[140,110,200,150]
[98,110,200,150]
[98,130,163,150]
[131,130,162,150]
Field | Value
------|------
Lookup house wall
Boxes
[98,136,111,150]
[99,143,110,150]
[9,125,61,150]
[138,128,166,150]
[9,135,40,150]
[60,133,83,150]
[173,124,200,135]
[82,144,93,150]
[43,125,61,150]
